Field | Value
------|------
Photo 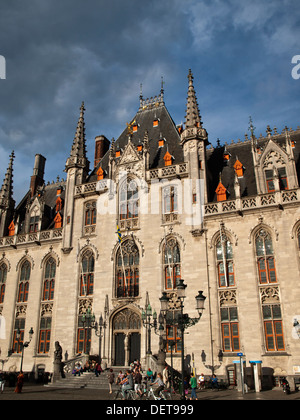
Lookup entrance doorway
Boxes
[115,333,125,366]
[112,308,141,366]
[129,332,140,364]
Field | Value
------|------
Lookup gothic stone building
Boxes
[0,70,300,388]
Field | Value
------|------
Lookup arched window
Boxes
[216,235,235,287]
[84,201,97,226]
[116,240,139,298]
[255,229,277,284]
[38,317,52,354]
[163,186,178,214]
[42,258,56,301]
[80,251,94,296]
[296,226,300,253]
[0,263,7,303]
[163,238,181,290]
[119,179,139,220]
[18,261,30,302]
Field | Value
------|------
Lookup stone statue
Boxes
[52,341,64,382]
[54,341,62,362]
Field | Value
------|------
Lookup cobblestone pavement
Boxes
[0,384,299,401]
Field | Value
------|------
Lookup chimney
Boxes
[94,135,110,168]
[30,154,46,197]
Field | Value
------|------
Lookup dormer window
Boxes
[158,138,165,148]
[153,118,159,127]
[29,206,40,233]
[54,212,62,229]
[8,221,15,236]
[116,150,121,158]
[233,160,244,178]
[137,144,143,152]
[132,124,138,133]
[97,167,104,181]
[265,167,288,193]
[216,181,227,202]
[56,197,62,212]
[164,151,173,167]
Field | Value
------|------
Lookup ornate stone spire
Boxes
[184,69,201,129]
[65,102,89,174]
[181,70,207,146]
[0,151,15,209]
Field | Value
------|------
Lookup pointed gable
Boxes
[164,151,173,166]
[234,159,244,178]
[118,136,141,165]
[8,220,15,236]
[215,181,227,202]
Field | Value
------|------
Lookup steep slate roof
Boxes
[88,99,183,182]
[14,181,66,234]
[206,128,300,202]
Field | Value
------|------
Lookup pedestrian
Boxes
[121,370,134,399]
[0,370,5,394]
[152,372,164,399]
[183,377,189,399]
[146,368,154,382]
[107,368,115,394]
[14,371,24,393]
[162,364,170,388]
[211,374,219,390]
[95,362,102,377]
[116,370,124,385]
[198,373,205,390]
[190,373,198,400]
[134,369,143,396]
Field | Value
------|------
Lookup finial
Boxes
[161,76,164,95]
[248,116,256,138]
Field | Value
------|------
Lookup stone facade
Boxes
[0,70,300,388]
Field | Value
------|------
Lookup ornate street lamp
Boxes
[16,327,34,372]
[141,303,158,355]
[81,308,95,354]
[159,280,206,400]
[93,314,107,365]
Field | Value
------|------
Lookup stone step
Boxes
[46,368,128,390]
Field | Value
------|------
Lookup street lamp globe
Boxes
[195,290,206,315]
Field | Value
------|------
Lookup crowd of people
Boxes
[108,359,169,400]
[107,359,220,400]
[72,359,102,376]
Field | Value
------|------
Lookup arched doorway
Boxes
[112,308,141,366]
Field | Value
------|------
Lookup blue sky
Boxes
[0,0,300,203]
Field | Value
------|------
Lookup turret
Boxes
[0,151,15,236]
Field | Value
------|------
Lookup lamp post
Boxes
[16,327,34,372]
[159,281,206,400]
[81,308,95,355]
[141,303,158,356]
[93,314,107,365]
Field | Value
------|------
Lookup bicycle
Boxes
[144,386,172,400]
[114,386,139,400]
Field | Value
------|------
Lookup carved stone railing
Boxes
[62,353,90,376]
[204,189,300,216]
[0,228,63,248]
[148,163,188,180]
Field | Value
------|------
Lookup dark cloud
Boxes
[0,0,299,203]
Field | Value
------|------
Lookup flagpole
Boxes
[117,225,127,297]
[164,227,172,288]
[220,224,228,286]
